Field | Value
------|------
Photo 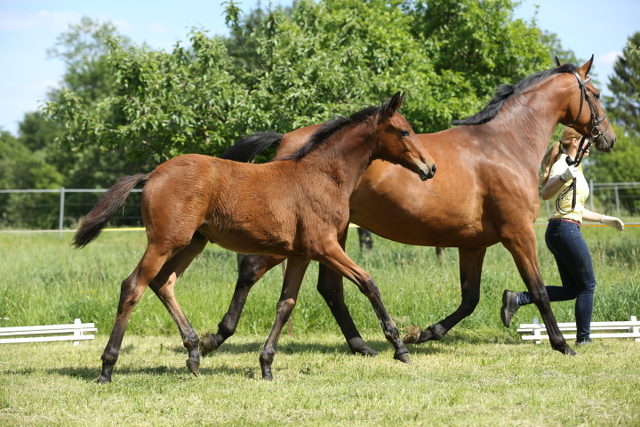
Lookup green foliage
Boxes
[605,31,640,134]
[43,0,554,162]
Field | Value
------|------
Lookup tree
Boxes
[605,31,640,133]
[44,0,554,161]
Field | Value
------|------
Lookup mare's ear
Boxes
[555,56,563,66]
[578,55,594,76]
[383,92,404,117]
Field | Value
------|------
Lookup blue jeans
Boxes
[519,219,596,340]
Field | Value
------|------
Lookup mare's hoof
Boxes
[199,332,217,357]
[402,325,422,344]
[562,345,577,356]
[96,376,111,384]
[186,360,200,377]
[394,352,411,364]
[261,369,273,381]
[349,338,378,356]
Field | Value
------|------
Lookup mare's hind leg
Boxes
[98,244,171,384]
[148,232,208,377]
[318,240,409,363]
[260,257,310,380]
[404,247,485,344]
[200,254,286,356]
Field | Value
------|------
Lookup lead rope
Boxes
[556,137,592,215]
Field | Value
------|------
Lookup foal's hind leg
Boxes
[149,232,208,377]
[404,247,485,344]
[200,254,285,356]
[318,240,409,363]
[260,257,310,380]
[98,244,171,384]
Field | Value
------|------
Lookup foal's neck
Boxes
[304,122,378,193]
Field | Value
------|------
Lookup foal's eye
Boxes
[400,130,410,137]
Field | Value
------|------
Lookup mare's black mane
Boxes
[452,63,578,126]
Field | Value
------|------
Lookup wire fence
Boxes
[1,181,640,236]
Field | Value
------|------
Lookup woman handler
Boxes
[500,127,623,344]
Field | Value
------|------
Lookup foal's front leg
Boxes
[318,240,410,363]
[260,257,310,380]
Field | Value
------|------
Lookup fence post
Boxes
[615,185,620,217]
[589,179,594,211]
[58,187,65,239]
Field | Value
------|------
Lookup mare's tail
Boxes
[220,132,283,162]
[74,173,151,248]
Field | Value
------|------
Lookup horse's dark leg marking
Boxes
[405,247,485,343]
[200,254,285,356]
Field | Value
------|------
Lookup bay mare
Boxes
[73,92,436,382]
[204,57,616,358]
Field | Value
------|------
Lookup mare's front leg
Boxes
[149,232,208,377]
[502,228,575,355]
[404,247,485,344]
[260,257,310,380]
[200,254,285,356]
[317,263,378,356]
[318,240,409,363]
[316,227,377,356]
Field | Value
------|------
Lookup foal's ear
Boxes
[578,55,594,76]
[555,56,563,66]
[383,92,404,117]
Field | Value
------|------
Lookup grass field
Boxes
[0,226,639,425]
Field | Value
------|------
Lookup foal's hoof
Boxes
[402,325,422,344]
[394,352,411,364]
[186,360,200,377]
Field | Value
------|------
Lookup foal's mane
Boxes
[277,102,388,161]
[451,63,578,126]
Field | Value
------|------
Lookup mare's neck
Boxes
[489,75,572,170]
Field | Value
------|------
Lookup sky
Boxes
[0,0,638,137]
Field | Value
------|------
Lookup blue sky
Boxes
[0,0,638,136]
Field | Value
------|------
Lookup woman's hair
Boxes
[539,127,583,185]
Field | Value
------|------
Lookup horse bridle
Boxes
[567,70,608,146]
[557,70,608,214]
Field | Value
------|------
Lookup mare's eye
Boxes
[594,92,601,100]
[401,130,410,137]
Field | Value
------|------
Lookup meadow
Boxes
[0,225,639,425]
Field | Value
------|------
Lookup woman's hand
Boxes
[602,215,624,231]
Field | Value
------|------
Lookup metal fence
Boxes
[2,181,640,236]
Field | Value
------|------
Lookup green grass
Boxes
[0,335,639,426]
[0,226,639,425]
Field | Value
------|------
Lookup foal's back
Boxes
[141,153,349,256]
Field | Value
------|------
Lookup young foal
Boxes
[74,92,436,382]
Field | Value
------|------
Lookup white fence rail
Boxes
[518,316,640,344]
[0,318,97,346]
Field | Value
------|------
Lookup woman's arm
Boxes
[540,177,566,200]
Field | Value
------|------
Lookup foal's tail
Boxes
[73,173,151,248]
[220,132,283,163]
